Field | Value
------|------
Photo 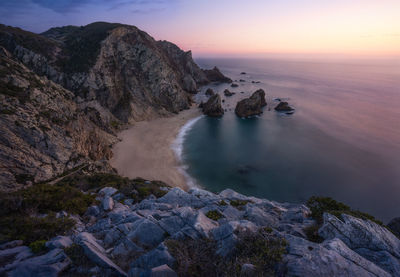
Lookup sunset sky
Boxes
[1,0,399,57]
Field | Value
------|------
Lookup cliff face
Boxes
[0,47,116,190]
[0,22,215,123]
[0,22,232,189]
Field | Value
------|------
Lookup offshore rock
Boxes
[202,66,232,83]
[201,94,224,117]
[274,101,294,112]
[235,89,267,117]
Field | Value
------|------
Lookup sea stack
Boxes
[235,89,267,117]
[202,94,224,117]
[202,66,232,83]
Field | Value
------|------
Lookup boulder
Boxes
[7,249,71,277]
[75,232,126,276]
[284,235,391,277]
[102,196,114,211]
[158,187,204,208]
[112,238,144,258]
[99,187,118,197]
[230,83,239,88]
[202,66,232,83]
[319,213,400,275]
[205,88,215,96]
[235,89,267,118]
[274,101,294,112]
[45,236,73,250]
[130,243,175,270]
[224,89,235,96]
[201,94,224,117]
[128,219,165,248]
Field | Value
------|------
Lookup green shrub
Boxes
[218,200,227,206]
[64,244,93,267]
[206,210,224,221]
[0,214,75,244]
[230,199,250,210]
[303,224,323,243]
[165,228,287,277]
[306,196,382,225]
[29,240,47,254]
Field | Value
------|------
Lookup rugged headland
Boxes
[1,22,400,277]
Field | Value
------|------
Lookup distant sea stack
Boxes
[0,22,231,190]
[202,66,232,83]
[235,89,267,117]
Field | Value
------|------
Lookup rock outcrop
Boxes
[2,185,399,276]
[235,89,267,118]
[202,66,232,83]
[202,94,224,117]
[0,47,116,190]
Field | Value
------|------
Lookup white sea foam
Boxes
[171,115,204,187]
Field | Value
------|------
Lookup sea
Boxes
[176,57,400,223]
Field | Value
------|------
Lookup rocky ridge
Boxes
[1,185,399,276]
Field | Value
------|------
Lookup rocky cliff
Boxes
[0,47,116,190]
[0,22,226,123]
[0,22,230,190]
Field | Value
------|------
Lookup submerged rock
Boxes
[235,89,267,118]
[231,83,239,88]
[202,94,224,117]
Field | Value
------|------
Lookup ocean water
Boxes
[180,57,400,222]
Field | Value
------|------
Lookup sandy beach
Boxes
[110,107,202,189]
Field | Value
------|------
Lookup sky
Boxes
[1,0,399,57]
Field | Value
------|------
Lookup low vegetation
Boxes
[29,240,47,254]
[229,199,251,210]
[206,210,224,221]
[57,173,169,202]
[165,228,287,277]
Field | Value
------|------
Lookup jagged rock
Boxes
[45,236,73,249]
[7,249,71,277]
[205,88,215,96]
[159,216,186,236]
[211,220,257,241]
[388,217,400,238]
[112,238,144,258]
[224,89,235,96]
[201,94,224,117]
[202,66,232,83]
[274,101,294,112]
[158,187,204,208]
[128,219,165,248]
[130,243,175,270]
[102,196,114,211]
[75,232,126,276]
[235,89,267,118]
[284,235,391,277]
[319,213,400,275]
[150,264,177,277]
[222,206,244,221]
[176,207,219,238]
[0,246,33,273]
[244,205,279,227]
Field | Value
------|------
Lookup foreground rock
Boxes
[1,185,399,276]
[235,89,267,117]
[275,101,294,112]
[202,66,232,83]
[202,94,224,117]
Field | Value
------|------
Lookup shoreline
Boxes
[110,107,202,190]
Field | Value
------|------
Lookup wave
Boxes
[171,115,204,188]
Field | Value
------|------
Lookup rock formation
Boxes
[1,184,399,276]
[275,102,294,112]
[202,94,224,117]
[235,89,267,118]
[231,83,239,88]
[223,89,235,97]
[205,88,215,96]
[202,66,232,83]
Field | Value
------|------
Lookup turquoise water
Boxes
[182,58,400,222]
